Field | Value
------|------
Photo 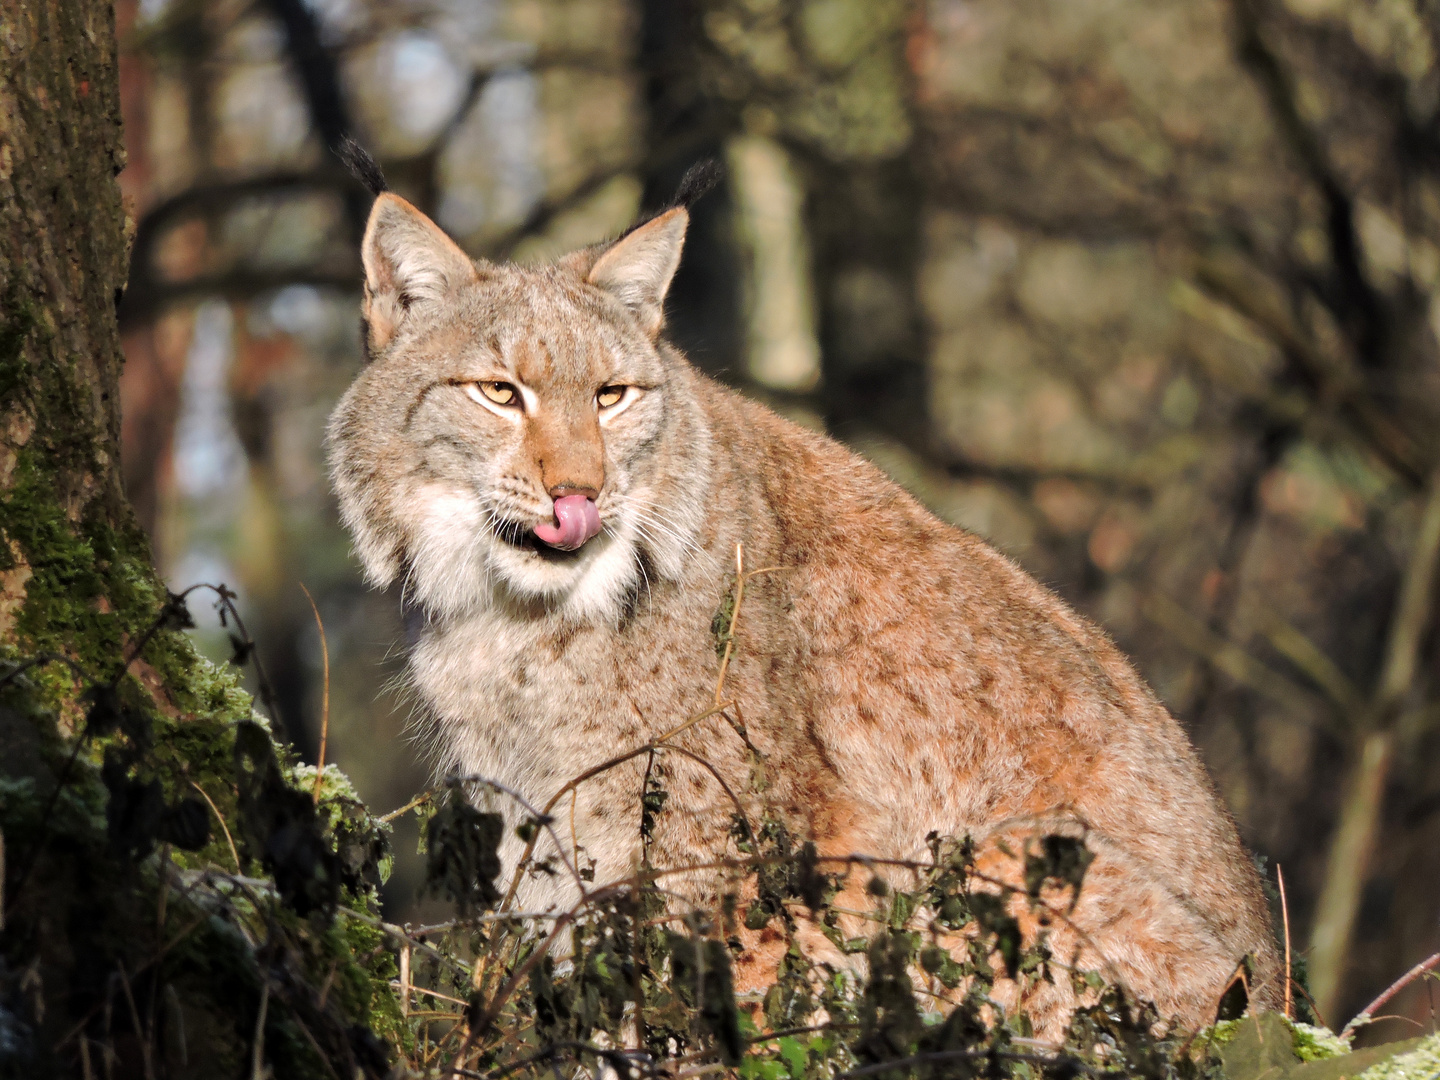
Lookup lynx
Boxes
[326,164,1281,1037]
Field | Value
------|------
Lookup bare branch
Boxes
[1341,950,1440,1036]
[1229,0,1388,370]
[1310,466,1440,1017]
[1143,592,1334,729]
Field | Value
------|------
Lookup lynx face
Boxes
[326,195,709,622]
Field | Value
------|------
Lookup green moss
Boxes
[3,454,113,654]
[1,276,164,687]
[144,631,254,722]
[1292,1021,1352,1062]
[1355,1033,1440,1080]
[0,282,40,410]
[1204,1015,1353,1063]
[2,660,406,1076]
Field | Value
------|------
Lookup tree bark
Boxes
[1,0,146,653]
[0,7,396,1075]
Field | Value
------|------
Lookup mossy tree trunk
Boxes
[0,0,153,658]
[0,7,399,1076]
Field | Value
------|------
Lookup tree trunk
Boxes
[0,6,396,1074]
[1,0,144,661]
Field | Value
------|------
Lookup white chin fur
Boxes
[407,482,642,621]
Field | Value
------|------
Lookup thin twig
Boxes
[651,700,740,748]
[1290,946,1329,1032]
[116,963,156,1080]
[327,902,473,978]
[299,583,331,804]
[493,699,737,913]
[649,743,754,840]
[1278,864,1292,1020]
[191,781,241,873]
[399,943,411,1018]
[1342,952,1440,1037]
[836,1048,1097,1079]
[252,979,270,1080]
[392,983,472,1010]
[378,789,435,824]
[451,774,587,900]
[713,543,746,704]
[288,1012,340,1080]
[0,652,89,689]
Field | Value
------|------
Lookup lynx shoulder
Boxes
[326,175,1281,1036]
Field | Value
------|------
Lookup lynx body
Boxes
[327,184,1281,1036]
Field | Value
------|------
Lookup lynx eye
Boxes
[597,385,627,409]
[472,381,518,407]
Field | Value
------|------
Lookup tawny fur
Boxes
[326,192,1282,1039]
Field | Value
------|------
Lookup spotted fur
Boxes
[326,192,1281,1037]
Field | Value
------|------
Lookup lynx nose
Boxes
[548,484,599,500]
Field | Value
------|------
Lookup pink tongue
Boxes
[534,495,601,551]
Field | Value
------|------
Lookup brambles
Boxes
[422,793,504,916]
[373,763,1216,1079]
[4,584,1433,1077]
[0,587,397,1077]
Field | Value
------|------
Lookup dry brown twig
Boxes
[1278,863,1292,1020]
[378,789,434,824]
[1341,951,1440,1038]
[190,780,241,873]
[251,979,270,1080]
[713,543,747,703]
[300,583,331,804]
[116,962,155,1080]
[399,943,411,1019]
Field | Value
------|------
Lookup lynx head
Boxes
[326,189,713,623]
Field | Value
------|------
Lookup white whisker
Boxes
[615,495,705,560]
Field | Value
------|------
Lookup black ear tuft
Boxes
[337,136,388,196]
[672,159,722,210]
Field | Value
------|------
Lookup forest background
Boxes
[45,0,1440,1048]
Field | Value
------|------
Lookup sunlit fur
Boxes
[327,194,1282,1040]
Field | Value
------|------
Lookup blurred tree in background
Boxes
[111,0,1440,1037]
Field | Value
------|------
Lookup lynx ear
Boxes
[586,207,688,338]
[361,193,480,353]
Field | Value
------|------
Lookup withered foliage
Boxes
[1,587,398,1079]
[3,577,1405,1079]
